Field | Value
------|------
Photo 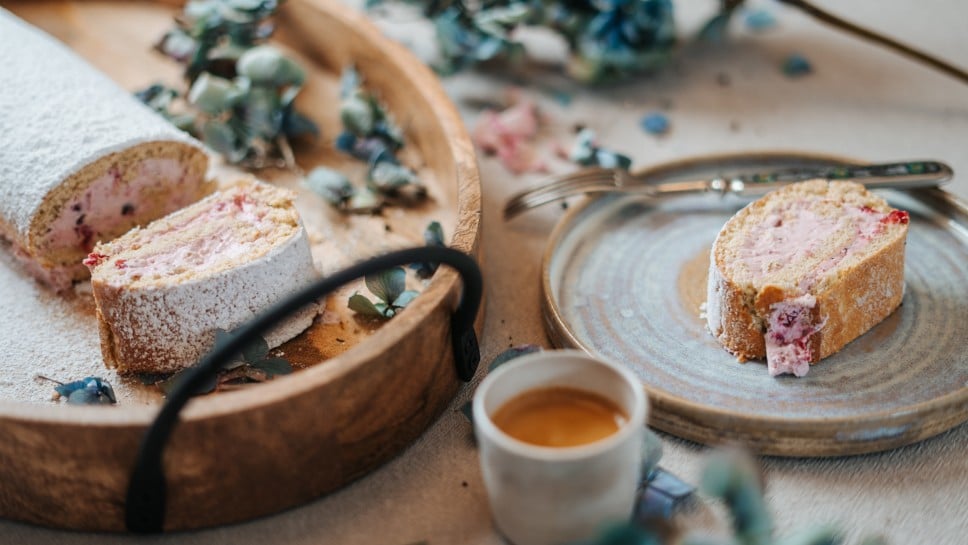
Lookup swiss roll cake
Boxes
[0,9,211,290]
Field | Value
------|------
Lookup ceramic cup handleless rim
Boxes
[472,349,648,460]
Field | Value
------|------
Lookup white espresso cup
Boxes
[473,350,648,545]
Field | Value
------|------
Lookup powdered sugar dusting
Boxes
[90,184,320,374]
[0,8,200,237]
[0,245,154,404]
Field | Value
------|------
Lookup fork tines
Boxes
[503,167,619,220]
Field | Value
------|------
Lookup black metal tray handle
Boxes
[125,246,483,533]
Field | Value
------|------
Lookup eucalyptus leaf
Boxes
[238,45,305,85]
[678,537,734,545]
[365,267,406,304]
[348,293,387,318]
[339,66,362,98]
[283,109,319,138]
[775,525,843,545]
[368,161,420,191]
[251,357,293,376]
[346,187,383,213]
[159,368,218,396]
[188,72,242,114]
[459,400,474,423]
[201,120,245,162]
[306,166,353,206]
[424,221,444,246]
[570,522,661,545]
[341,95,376,136]
[240,333,270,363]
[641,429,664,479]
[392,289,419,309]
[701,450,773,545]
[169,113,200,133]
[243,86,283,138]
[697,12,733,43]
[411,221,445,278]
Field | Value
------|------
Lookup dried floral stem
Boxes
[779,0,968,85]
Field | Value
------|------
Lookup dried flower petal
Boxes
[639,112,669,135]
[782,53,813,77]
[471,97,547,174]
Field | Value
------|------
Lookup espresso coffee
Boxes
[492,386,628,447]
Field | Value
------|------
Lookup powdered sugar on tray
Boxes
[0,244,157,404]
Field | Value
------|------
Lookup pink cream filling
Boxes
[765,294,824,377]
[736,201,907,376]
[47,158,196,256]
[86,192,271,283]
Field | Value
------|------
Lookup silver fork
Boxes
[503,160,953,220]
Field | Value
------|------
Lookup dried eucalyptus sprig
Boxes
[307,67,426,213]
[375,0,967,85]
[348,267,419,319]
[678,449,888,545]
[137,0,318,167]
[372,0,676,83]
[143,328,292,396]
[39,375,118,405]
[574,449,889,545]
[337,68,426,202]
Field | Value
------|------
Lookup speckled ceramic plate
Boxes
[542,152,968,457]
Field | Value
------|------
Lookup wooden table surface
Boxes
[2,0,966,543]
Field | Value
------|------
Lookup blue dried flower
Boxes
[53,377,117,405]
[568,0,676,82]
[782,53,813,77]
[639,112,669,135]
[744,8,777,32]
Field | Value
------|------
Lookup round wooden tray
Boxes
[0,0,481,532]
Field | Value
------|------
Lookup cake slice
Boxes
[84,181,319,375]
[0,9,211,291]
[705,180,909,377]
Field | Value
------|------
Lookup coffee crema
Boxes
[491,386,628,447]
